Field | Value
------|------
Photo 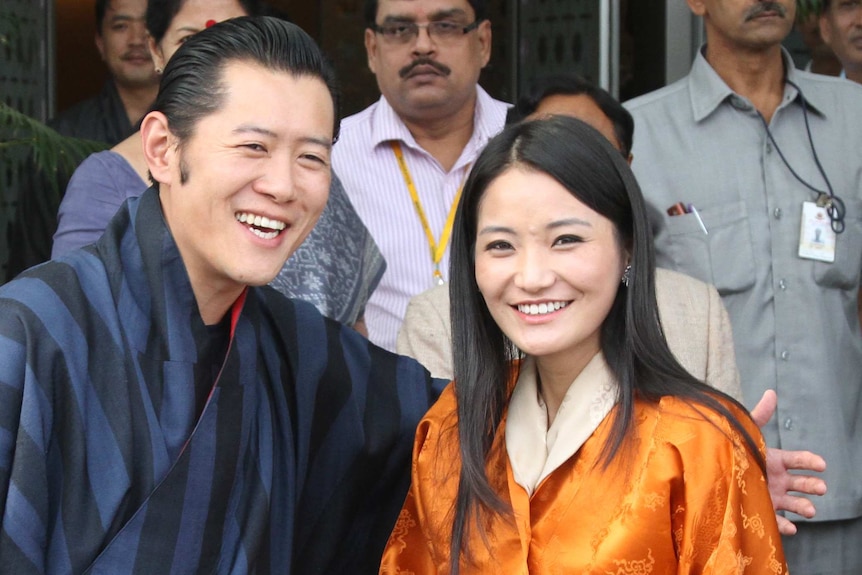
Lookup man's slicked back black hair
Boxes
[152,16,341,145]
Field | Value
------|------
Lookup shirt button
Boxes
[774,208,782,219]
[730,95,748,110]
[780,350,790,360]
[784,418,793,430]
[778,279,787,290]
[766,142,773,153]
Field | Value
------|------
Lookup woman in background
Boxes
[53,0,383,330]
[380,116,786,573]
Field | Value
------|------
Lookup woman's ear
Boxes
[149,36,166,74]
[140,111,174,186]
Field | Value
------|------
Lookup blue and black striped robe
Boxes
[0,188,439,574]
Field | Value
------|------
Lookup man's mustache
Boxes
[121,49,152,61]
[744,2,787,21]
[399,58,451,79]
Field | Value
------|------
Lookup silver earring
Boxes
[621,264,632,287]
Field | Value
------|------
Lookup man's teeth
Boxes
[518,301,569,315]
[235,212,287,239]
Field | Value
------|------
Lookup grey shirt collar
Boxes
[688,45,827,123]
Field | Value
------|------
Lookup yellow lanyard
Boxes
[391,142,467,285]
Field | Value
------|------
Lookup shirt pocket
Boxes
[812,197,862,290]
[663,200,756,295]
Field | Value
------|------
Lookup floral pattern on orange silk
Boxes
[380,382,787,574]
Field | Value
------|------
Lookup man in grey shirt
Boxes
[625,1,862,573]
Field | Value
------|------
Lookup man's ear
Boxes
[365,27,379,75]
[686,0,707,18]
[141,111,175,185]
[477,19,493,68]
[819,13,835,46]
[95,33,106,62]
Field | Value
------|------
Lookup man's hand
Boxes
[751,389,827,536]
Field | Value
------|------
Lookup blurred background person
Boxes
[820,0,862,83]
[795,9,843,75]
[52,0,384,332]
[5,0,161,282]
[50,0,159,143]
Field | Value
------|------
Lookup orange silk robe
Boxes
[380,383,787,574]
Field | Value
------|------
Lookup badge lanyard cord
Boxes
[391,141,467,284]
[756,79,845,233]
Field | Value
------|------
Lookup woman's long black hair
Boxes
[447,116,764,571]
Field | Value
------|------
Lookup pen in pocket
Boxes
[666,202,708,235]
[687,204,709,235]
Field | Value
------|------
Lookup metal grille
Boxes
[0,0,52,281]
[517,0,603,95]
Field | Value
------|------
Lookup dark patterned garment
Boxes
[0,187,438,574]
[246,173,384,326]
[48,80,134,145]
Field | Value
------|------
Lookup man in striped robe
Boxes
[0,17,438,574]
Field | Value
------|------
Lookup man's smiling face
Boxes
[157,61,334,299]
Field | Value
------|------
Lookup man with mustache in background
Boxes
[51,0,159,144]
[625,1,862,573]
[332,0,507,352]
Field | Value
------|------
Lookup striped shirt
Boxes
[333,87,509,350]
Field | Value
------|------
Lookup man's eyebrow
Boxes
[428,9,469,20]
[381,8,468,22]
[233,125,277,138]
[232,125,332,150]
[302,136,333,150]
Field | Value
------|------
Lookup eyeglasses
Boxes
[371,20,481,44]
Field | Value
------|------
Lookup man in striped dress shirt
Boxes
[332,0,509,351]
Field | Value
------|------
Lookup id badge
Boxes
[798,201,836,263]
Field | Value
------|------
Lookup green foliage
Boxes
[0,102,107,195]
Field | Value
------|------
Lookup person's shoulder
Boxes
[409,283,450,311]
[48,96,101,135]
[256,284,322,324]
[256,284,423,368]
[66,150,141,202]
[656,268,713,298]
[644,394,756,447]
[76,149,128,174]
[0,251,109,319]
[795,69,862,93]
[794,70,862,113]
[414,380,458,441]
[623,75,691,114]
[338,101,379,134]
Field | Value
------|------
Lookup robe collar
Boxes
[97,186,249,361]
[505,352,618,495]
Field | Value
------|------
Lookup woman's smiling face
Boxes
[474,166,626,375]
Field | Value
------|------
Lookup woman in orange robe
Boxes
[380,117,787,574]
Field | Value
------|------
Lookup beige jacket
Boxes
[396,268,742,400]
